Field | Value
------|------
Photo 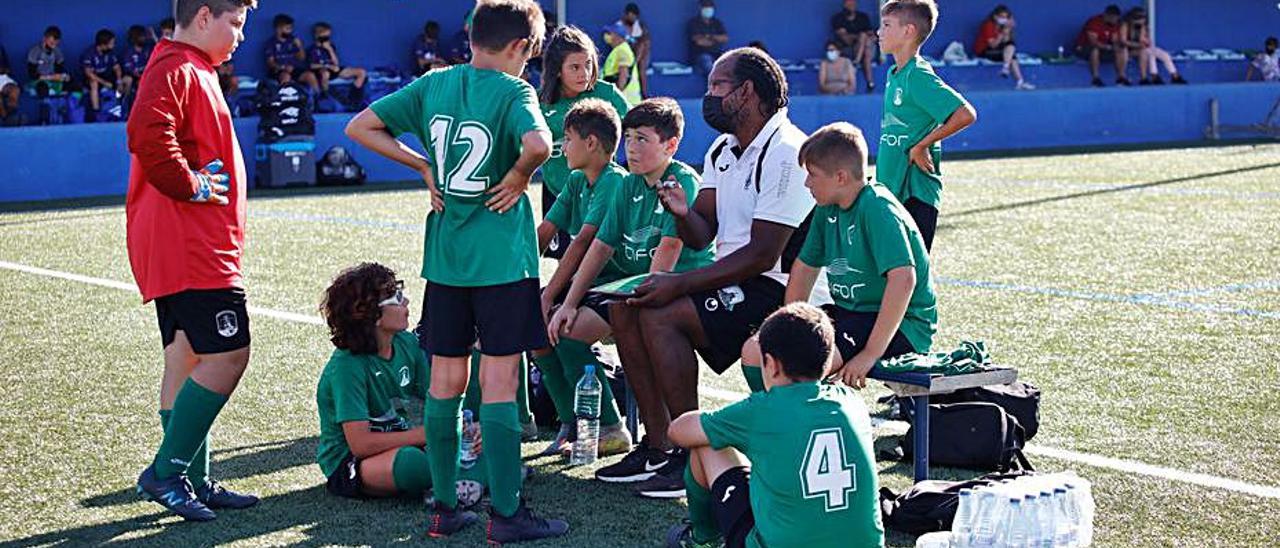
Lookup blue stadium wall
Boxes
[0,1,1277,202]
[3,83,1274,202]
[2,0,1275,80]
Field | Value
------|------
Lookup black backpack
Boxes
[316,146,367,186]
[927,381,1041,440]
[899,401,1033,472]
[879,471,1038,535]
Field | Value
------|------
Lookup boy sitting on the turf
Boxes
[875,0,976,251]
[530,97,632,456]
[544,97,714,455]
[317,263,482,503]
[344,0,567,542]
[666,302,885,548]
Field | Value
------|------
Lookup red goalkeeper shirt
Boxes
[125,39,246,302]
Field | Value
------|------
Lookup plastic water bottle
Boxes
[952,489,975,548]
[915,531,954,548]
[570,365,602,465]
[1052,487,1076,547]
[459,410,478,470]
[1001,497,1029,548]
[1034,491,1056,547]
[970,490,1003,548]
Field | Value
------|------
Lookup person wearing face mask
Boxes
[1247,36,1279,82]
[1120,7,1185,85]
[687,0,728,75]
[308,22,367,98]
[975,5,1034,90]
[265,13,317,90]
[819,40,857,95]
[593,47,825,500]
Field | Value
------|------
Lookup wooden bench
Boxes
[869,365,1019,481]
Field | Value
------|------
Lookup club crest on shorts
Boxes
[705,285,745,313]
[215,310,239,338]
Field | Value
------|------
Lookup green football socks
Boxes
[425,395,463,508]
[685,465,721,544]
[533,351,575,425]
[392,446,433,494]
[158,409,210,488]
[153,378,227,480]
[480,402,522,517]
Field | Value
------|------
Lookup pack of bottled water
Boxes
[916,472,1095,548]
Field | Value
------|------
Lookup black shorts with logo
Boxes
[711,466,755,548]
[691,276,785,374]
[824,305,917,363]
[421,279,548,357]
[325,452,364,498]
[549,285,615,325]
[155,288,251,354]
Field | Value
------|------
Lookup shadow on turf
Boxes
[78,436,319,509]
[947,160,1280,218]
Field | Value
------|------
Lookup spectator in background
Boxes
[1121,7,1186,85]
[617,3,651,98]
[819,39,856,95]
[266,14,317,90]
[0,43,21,126]
[1246,36,1279,82]
[687,0,728,74]
[975,5,1034,90]
[602,22,641,105]
[831,0,877,91]
[448,10,473,65]
[309,22,367,97]
[414,21,447,75]
[81,29,125,121]
[1075,5,1129,87]
[27,26,72,98]
[158,17,176,41]
[217,61,238,101]
[121,25,151,113]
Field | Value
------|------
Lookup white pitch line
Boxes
[4,259,1279,500]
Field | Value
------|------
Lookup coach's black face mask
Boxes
[702,84,742,134]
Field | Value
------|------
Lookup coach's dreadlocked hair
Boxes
[320,263,399,355]
[539,25,600,105]
[726,47,789,118]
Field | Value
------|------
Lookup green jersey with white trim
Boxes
[876,56,965,208]
[371,64,549,286]
[701,381,885,548]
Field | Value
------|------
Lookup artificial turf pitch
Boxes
[0,144,1276,547]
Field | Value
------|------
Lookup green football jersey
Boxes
[701,382,885,548]
[315,331,428,477]
[545,163,629,284]
[876,56,966,209]
[799,183,937,353]
[594,160,714,276]
[371,64,549,287]
[540,82,631,197]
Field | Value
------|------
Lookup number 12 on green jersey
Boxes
[800,428,858,512]
[429,114,494,197]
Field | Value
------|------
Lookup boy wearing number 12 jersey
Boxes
[666,303,884,548]
[344,0,567,543]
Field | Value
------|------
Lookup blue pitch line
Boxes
[936,277,1280,320]
[253,209,421,233]
[949,178,1280,201]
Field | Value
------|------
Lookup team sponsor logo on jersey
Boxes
[826,258,863,277]
[215,310,239,338]
[882,112,908,129]
[369,408,410,432]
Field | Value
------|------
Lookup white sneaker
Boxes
[1015,80,1036,90]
